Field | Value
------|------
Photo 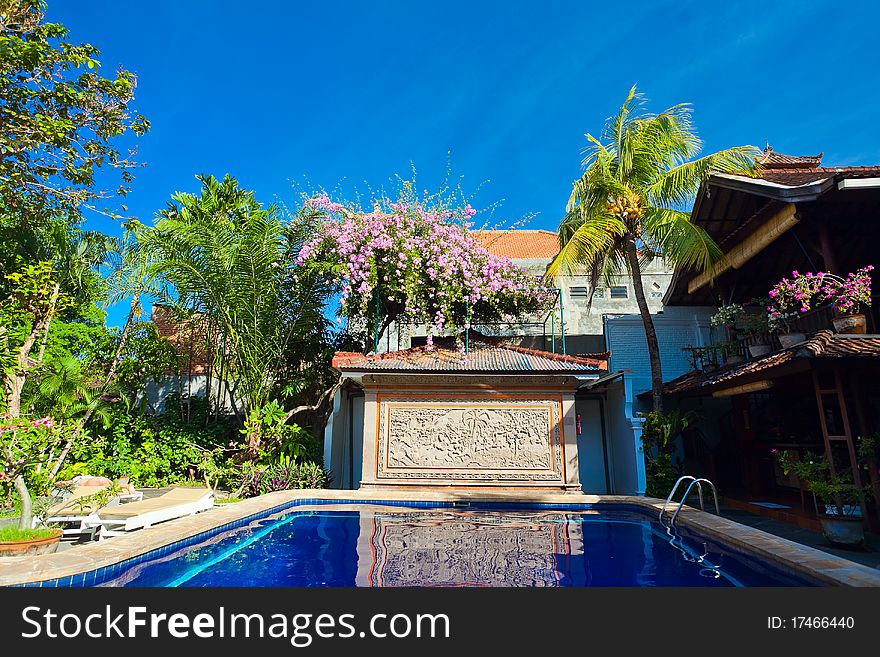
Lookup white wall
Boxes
[143,376,242,414]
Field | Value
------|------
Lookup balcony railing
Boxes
[683,303,877,372]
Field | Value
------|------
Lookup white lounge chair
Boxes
[86,487,214,540]
[37,485,144,540]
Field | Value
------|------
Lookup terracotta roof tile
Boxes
[661,331,880,396]
[151,305,213,375]
[759,147,823,169]
[759,166,880,186]
[471,230,560,260]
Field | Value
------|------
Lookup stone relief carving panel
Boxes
[376,396,563,482]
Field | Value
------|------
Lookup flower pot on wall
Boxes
[777,332,807,348]
[832,314,867,335]
[817,515,864,547]
[0,528,62,557]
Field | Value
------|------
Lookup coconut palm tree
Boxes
[547,86,761,412]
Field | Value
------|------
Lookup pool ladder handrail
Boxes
[660,475,720,527]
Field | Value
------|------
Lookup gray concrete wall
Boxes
[385,256,676,352]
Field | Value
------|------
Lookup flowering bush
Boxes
[296,193,554,342]
[1,413,71,530]
[709,303,745,328]
[768,266,874,323]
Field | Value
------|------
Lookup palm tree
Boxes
[140,174,335,451]
[547,86,761,412]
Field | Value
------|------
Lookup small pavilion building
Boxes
[324,333,641,494]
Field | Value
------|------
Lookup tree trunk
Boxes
[625,240,664,413]
[14,474,32,531]
[47,294,140,479]
[3,283,60,418]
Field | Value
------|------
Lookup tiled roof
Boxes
[332,334,606,373]
[755,147,880,186]
[471,230,560,260]
[152,305,212,375]
[661,331,880,396]
[759,147,824,170]
[760,166,880,186]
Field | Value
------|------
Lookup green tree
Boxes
[0,0,149,295]
[547,86,760,412]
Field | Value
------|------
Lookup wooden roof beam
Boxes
[687,202,799,295]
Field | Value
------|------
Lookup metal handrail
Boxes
[660,475,720,527]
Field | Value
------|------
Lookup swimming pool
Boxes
[94,504,814,587]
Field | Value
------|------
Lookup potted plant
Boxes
[774,449,871,547]
[768,266,874,336]
[709,305,746,364]
[0,414,70,556]
[741,306,772,357]
[821,266,874,334]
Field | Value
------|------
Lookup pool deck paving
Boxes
[2,488,880,587]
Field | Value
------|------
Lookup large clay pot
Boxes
[832,314,867,334]
[777,332,807,348]
[0,528,63,557]
[818,515,864,547]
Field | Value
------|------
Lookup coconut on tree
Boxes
[547,86,761,412]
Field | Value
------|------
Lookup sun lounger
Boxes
[85,487,214,540]
[36,485,144,540]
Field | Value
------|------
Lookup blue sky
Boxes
[48,0,880,326]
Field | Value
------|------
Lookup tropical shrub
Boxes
[774,449,872,516]
[0,413,77,529]
[640,409,700,498]
[63,402,236,488]
[235,457,329,498]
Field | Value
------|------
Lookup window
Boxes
[570,286,589,298]
[610,286,628,299]
[593,288,605,299]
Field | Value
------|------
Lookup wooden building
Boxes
[659,148,880,529]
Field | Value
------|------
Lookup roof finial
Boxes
[764,141,772,154]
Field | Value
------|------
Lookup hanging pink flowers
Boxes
[768,265,874,319]
[296,194,554,337]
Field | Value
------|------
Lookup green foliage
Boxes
[242,400,319,461]
[63,402,235,488]
[857,433,879,464]
[110,321,179,408]
[142,175,335,417]
[0,0,148,296]
[640,409,700,498]
[235,458,328,498]
[549,85,760,411]
[774,450,872,516]
[643,452,679,499]
[0,526,58,541]
[641,409,699,453]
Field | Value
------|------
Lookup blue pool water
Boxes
[97,505,814,587]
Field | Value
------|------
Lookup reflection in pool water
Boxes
[99,508,810,587]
